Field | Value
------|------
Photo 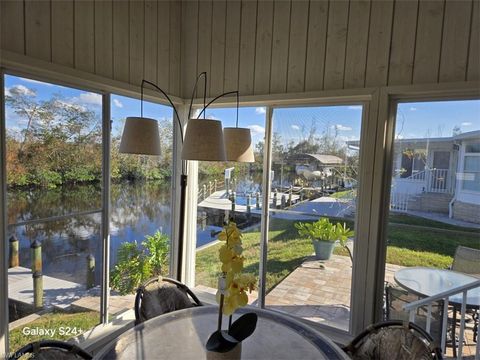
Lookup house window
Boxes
[463,143,480,192]
[400,149,426,178]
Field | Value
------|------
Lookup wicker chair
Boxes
[8,340,92,360]
[134,276,203,325]
[343,321,443,360]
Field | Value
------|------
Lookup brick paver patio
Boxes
[265,254,403,331]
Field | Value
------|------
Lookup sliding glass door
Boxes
[263,105,364,332]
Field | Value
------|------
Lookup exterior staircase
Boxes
[406,192,453,214]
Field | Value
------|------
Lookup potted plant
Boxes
[295,218,354,260]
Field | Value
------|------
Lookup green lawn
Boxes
[9,310,99,352]
[196,214,480,291]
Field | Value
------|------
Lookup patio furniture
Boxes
[95,305,349,359]
[342,320,443,359]
[9,340,92,360]
[395,267,480,357]
[385,283,443,343]
[451,245,480,277]
[134,276,203,325]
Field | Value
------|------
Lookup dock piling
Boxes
[86,254,95,289]
[9,235,19,268]
[31,240,43,309]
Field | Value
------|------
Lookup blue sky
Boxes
[4,74,479,146]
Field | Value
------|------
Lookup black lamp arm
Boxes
[140,79,183,141]
[196,91,240,127]
[188,72,208,120]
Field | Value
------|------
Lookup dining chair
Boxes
[8,340,92,360]
[451,245,480,277]
[450,245,479,345]
[342,320,443,360]
[134,276,203,325]
[385,283,443,344]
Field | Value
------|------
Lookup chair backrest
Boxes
[9,340,92,360]
[134,276,203,325]
[451,246,480,277]
[385,284,443,343]
[343,321,443,360]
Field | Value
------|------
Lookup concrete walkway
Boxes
[406,210,480,229]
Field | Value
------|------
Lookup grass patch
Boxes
[196,214,479,292]
[330,190,355,199]
[9,310,99,352]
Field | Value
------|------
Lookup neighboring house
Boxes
[390,130,480,224]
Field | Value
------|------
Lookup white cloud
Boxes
[255,107,266,115]
[113,98,123,108]
[21,78,53,86]
[409,107,417,111]
[334,124,352,131]
[247,125,265,135]
[347,105,362,110]
[78,92,102,105]
[54,99,87,112]
[461,122,472,126]
[291,125,300,130]
[206,114,220,120]
[7,85,36,97]
[395,134,404,139]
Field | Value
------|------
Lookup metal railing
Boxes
[403,279,480,359]
[390,191,410,212]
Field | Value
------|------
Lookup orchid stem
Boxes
[218,294,224,331]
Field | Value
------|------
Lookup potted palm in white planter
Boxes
[295,218,354,260]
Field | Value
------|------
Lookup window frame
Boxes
[0,66,181,355]
[373,84,480,332]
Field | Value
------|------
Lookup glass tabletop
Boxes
[95,306,349,360]
[394,267,480,306]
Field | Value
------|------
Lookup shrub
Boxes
[110,231,170,295]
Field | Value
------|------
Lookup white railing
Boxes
[406,169,427,181]
[426,169,452,194]
[390,191,410,212]
[403,279,480,360]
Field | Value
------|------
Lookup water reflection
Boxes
[7,182,172,285]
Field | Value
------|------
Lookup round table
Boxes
[394,267,480,306]
[95,306,348,360]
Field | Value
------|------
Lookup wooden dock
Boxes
[8,266,86,309]
[198,190,300,212]
[8,266,135,316]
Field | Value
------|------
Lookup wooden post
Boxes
[86,254,95,289]
[300,189,304,201]
[273,190,278,209]
[9,235,19,268]
[288,186,292,206]
[256,192,260,210]
[246,194,251,214]
[281,194,286,209]
[214,179,217,192]
[203,184,207,200]
[31,240,43,309]
[231,193,236,212]
[209,181,212,195]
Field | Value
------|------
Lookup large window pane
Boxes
[265,105,363,332]
[5,75,103,351]
[109,95,174,308]
[383,100,480,356]
[194,107,266,304]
